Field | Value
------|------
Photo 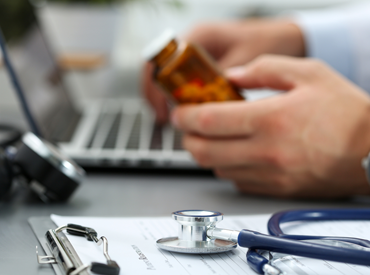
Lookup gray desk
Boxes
[1,170,369,275]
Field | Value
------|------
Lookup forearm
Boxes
[294,3,370,93]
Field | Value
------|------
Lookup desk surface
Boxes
[1,170,369,275]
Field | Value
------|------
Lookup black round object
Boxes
[13,133,85,202]
[0,151,13,199]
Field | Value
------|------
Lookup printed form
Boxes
[51,214,370,275]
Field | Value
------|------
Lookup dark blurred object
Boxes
[0,124,22,148]
[0,0,118,43]
[0,1,34,42]
[0,0,182,43]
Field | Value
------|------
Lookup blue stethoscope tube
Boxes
[244,209,370,274]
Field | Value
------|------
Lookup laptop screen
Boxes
[0,6,80,142]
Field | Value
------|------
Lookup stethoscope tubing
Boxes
[240,229,370,265]
[268,209,370,247]
[244,209,370,274]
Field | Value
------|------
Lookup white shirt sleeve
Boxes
[294,3,370,93]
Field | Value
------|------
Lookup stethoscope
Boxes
[157,209,370,275]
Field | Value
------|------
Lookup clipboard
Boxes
[28,217,120,275]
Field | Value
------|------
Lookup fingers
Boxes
[216,167,298,198]
[225,55,316,91]
[233,181,289,198]
[184,22,256,69]
[183,22,233,60]
[171,97,278,136]
[182,134,272,167]
[142,63,169,123]
[219,167,357,199]
[215,166,294,197]
[215,166,279,182]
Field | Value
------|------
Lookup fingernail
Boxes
[170,110,179,128]
[225,66,246,78]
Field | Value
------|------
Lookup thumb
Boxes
[225,55,307,91]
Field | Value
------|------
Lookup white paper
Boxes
[51,214,370,275]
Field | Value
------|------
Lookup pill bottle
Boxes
[143,30,244,104]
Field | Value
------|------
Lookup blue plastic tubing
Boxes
[241,208,370,272]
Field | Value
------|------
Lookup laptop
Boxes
[0,4,196,168]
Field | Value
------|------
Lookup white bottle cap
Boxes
[142,29,176,61]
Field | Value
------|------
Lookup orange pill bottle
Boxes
[143,30,244,104]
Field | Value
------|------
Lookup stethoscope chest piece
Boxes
[156,210,237,254]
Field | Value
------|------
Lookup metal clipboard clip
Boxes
[36,224,120,275]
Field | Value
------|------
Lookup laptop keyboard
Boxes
[58,99,195,167]
[86,106,184,151]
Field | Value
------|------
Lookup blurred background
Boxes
[0,0,367,129]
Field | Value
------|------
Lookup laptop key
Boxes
[103,113,121,149]
[150,124,163,150]
[126,114,141,150]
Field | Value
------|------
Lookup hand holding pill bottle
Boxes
[143,30,244,104]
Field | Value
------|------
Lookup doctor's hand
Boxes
[171,55,370,199]
[143,19,305,124]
